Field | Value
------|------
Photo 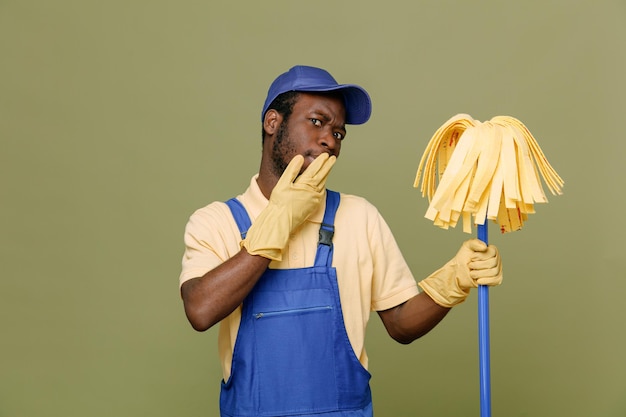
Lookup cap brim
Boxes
[296,84,372,125]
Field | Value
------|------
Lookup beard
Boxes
[270,120,297,177]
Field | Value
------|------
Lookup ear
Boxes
[263,109,283,136]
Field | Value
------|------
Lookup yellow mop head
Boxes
[414,114,564,233]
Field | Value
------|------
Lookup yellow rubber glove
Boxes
[418,239,503,307]
[242,153,337,261]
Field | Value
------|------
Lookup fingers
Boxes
[301,153,336,178]
[463,239,502,285]
[312,154,337,187]
[470,246,498,262]
[302,152,330,177]
[463,239,499,260]
[475,275,502,286]
[472,274,502,286]
[469,249,502,286]
[295,153,337,190]
[470,262,501,279]
[278,155,305,185]
[465,238,488,252]
[469,256,498,271]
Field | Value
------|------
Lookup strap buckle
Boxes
[318,223,334,246]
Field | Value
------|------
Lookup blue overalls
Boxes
[221,190,373,417]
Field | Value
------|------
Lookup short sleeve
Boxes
[179,201,242,287]
[368,210,419,311]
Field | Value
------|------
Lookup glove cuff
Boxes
[241,241,282,261]
[418,261,470,308]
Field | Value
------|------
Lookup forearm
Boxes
[181,249,270,331]
[378,292,451,344]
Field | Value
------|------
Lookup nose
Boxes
[319,130,340,155]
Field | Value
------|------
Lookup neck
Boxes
[256,157,278,200]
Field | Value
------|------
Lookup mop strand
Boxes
[414,114,564,233]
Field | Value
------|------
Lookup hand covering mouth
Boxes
[300,152,335,174]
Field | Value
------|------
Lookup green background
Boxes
[2,1,625,416]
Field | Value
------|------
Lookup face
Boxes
[269,93,346,177]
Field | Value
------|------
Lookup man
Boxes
[179,65,502,417]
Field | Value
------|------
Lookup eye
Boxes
[333,132,345,141]
[310,118,322,127]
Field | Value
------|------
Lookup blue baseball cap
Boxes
[261,65,372,125]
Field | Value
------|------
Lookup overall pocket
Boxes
[252,290,339,415]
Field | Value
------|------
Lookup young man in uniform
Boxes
[179,65,502,417]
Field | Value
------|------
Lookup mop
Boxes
[414,114,564,417]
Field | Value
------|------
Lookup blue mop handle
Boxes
[477,222,491,417]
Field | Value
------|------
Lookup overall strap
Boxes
[314,190,340,268]
[225,198,251,239]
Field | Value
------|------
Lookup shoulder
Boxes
[334,192,401,243]
[335,192,384,222]
[184,200,239,238]
[187,200,232,225]
[336,192,379,213]
[182,199,243,259]
[334,192,390,238]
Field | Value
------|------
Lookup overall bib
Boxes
[221,190,372,417]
